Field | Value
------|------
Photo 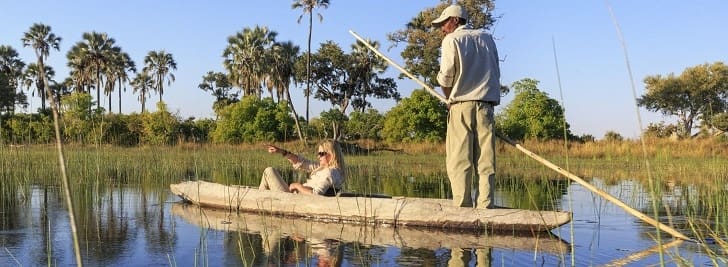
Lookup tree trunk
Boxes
[141,91,146,113]
[40,82,47,110]
[96,69,101,110]
[118,79,123,113]
[158,78,163,103]
[306,12,313,123]
[157,75,164,102]
[285,89,306,144]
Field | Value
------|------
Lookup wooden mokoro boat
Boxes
[171,202,571,254]
[170,180,571,232]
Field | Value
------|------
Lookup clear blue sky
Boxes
[2,0,726,138]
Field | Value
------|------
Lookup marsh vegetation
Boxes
[1,139,727,265]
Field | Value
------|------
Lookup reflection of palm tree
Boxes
[292,0,331,122]
[143,50,177,103]
[0,184,24,233]
[134,189,178,265]
[67,186,132,264]
[33,186,66,266]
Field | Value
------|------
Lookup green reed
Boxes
[4,140,726,186]
[3,143,726,208]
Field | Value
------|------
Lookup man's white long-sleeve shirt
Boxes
[437,25,501,105]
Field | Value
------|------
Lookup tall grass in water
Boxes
[4,139,727,196]
[3,138,728,263]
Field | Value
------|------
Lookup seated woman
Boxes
[259,140,345,196]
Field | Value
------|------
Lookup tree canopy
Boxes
[212,96,294,143]
[143,50,177,103]
[0,72,14,112]
[388,0,496,85]
[300,40,400,115]
[638,62,728,137]
[0,45,27,113]
[198,71,238,115]
[346,109,385,141]
[497,78,572,141]
[382,89,447,143]
[713,113,728,132]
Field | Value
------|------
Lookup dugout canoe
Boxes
[171,202,571,254]
[170,180,571,232]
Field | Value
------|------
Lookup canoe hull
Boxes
[170,180,571,232]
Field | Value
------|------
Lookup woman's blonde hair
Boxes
[320,140,345,174]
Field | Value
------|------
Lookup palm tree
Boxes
[22,63,55,111]
[115,52,136,113]
[292,0,330,122]
[267,41,305,142]
[104,50,135,113]
[49,80,71,111]
[0,45,26,114]
[266,42,299,102]
[66,45,93,94]
[143,50,176,103]
[223,26,276,98]
[131,71,153,113]
[67,31,119,110]
[0,45,26,88]
[21,23,61,111]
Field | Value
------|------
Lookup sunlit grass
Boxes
[4,138,726,185]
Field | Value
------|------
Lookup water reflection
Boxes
[603,239,684,266]
[0,179,725,266]
[0,184,27,249]
[170,203,569,266]
[0,186,179,266]
[447,248,491,267]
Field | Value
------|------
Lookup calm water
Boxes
[0,179,724,266]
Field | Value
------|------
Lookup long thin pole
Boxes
[349,30,691,241]
[38,59,84,265]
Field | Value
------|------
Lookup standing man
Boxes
[431,4,500,209]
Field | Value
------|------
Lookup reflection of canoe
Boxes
[171,203,571,254]
[171,181,571,232]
